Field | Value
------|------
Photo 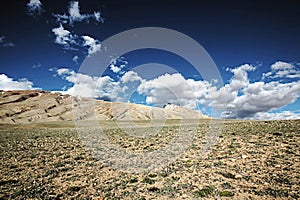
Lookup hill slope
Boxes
[0,90,209,124]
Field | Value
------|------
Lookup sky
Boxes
[0,0,300,119]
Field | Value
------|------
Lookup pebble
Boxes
[235,174,243,179]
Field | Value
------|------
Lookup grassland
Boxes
[0,119,299,199]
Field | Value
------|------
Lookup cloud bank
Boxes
[0,74,38,90]
[248,111,300,120]
[55,61,300,120]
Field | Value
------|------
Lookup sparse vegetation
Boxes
[219,190,234,197]
[129,177,139,183]
[0,119,299,199]
[142,177,156,184]
[194,186,215,197]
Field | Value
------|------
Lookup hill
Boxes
[0,90,209,124]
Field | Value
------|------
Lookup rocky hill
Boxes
[0,90,209,124]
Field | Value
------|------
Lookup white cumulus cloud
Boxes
[94,11,104,23]
[110,65,122,73]
[27,0,43,16]
[207,64,255,109]
[263,61,300,79]
[52,24,72,45]
[52,24,78,49]
[57,68,72,76]
[51,1,104,55]
[82,35,101,56]
[271,61,294,70]
[207,63,300,119]
[56,68,123,101]
[53,1,104,26]
[121,71,142,83]
[137,73,212,109]
[51,26,102,55]
[221,81,300,118]
[69,1,82,22]
[0,74,38,90]
[248,111,300,120]
[109,57,128,74]
[136,62,300,119]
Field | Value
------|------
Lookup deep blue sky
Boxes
[0,0,300,119]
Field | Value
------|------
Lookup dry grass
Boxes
[0,119,299,199]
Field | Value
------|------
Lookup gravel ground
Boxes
[0,119,299,199]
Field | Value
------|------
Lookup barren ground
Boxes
[0,119,299,199]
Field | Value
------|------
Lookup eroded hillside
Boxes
[0,90,209,124]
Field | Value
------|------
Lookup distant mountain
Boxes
[0,90,210,124]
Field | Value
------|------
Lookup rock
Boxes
[235,174,243,179]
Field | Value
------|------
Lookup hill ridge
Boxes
[0,90,210,124]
